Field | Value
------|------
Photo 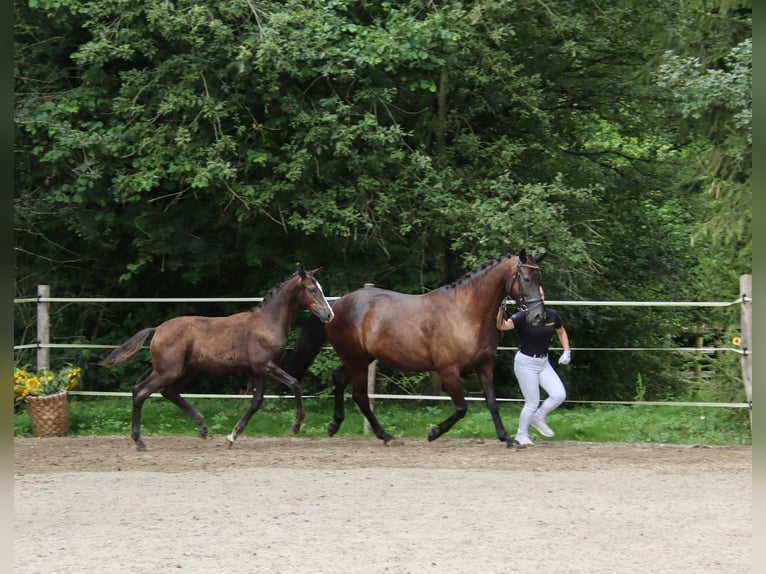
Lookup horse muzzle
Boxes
[523,299,546,325]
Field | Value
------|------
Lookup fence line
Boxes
[14,296,746,307]
[11,342,747,356]
[67,390,750,409]
[14,280,752,415]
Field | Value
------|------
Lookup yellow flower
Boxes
[14,365,81,397]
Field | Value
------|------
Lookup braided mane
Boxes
[443,253,515,290]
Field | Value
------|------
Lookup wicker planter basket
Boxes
[26,391,70,437]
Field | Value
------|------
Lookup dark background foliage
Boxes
[14,0,751,402]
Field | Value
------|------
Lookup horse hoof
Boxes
[199,426,208,439]
[427,428,440,442]
[136,442,147,452]
[291,424,301,434]
[508,439,525,450]
[327,424,339,437]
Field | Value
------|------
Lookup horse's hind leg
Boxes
[131,371,174,452]
[226,377,265,448]
[160,370,207,440]
[348,370,395,444]
[427,371,468,442]
[476,361,517,448]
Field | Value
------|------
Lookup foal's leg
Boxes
[160,370,207,440]
[475,360,517,448]
[131,371,174,452]
[225,361,304,448]
[427,368,468,441]
[226,377,265,448]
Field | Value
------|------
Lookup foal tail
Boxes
[287,313,328,381]
[99,327,156,368]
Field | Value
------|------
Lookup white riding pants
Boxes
[513,352,567,436]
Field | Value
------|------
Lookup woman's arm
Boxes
[556,326,570,352]
[556,325,571,364]
[496,306,515,331]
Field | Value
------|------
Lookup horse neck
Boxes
[452,257,517,313]
[258,277,301,329]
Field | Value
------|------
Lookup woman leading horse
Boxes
[289,250,546,448]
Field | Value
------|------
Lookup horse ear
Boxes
[309,267,322,276]
[297,265,307,279]
[518,249,527,263]
[533,253,548,264]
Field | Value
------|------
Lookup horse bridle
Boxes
[509,263,544,313]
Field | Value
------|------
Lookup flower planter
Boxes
[26,391,70,437]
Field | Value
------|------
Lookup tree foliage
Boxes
[14,0,751,402]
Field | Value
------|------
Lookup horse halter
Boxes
[509,263,544,313]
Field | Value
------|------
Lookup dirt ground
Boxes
[14,435,751,574]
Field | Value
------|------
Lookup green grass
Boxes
[13,395,751,446]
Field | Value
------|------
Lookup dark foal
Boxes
[101,267,334,451]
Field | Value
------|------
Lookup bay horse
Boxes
[288,250,546,449]
[100,267,334,451]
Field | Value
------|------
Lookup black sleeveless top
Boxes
[510,309,562,357]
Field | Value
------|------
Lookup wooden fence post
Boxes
[364,283,376,434]
[365,360,378,435]
[36,285,50,371]
[739,274,752,426]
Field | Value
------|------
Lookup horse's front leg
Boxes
[327,367,349,436]
[476,361,518,449]
[226,377,265,448]
[292,400,305,433]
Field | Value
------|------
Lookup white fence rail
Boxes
[14,277,752,413]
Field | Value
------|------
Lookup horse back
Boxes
[150,311,279,373]
[326,287,495,372]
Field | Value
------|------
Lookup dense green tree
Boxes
[14,0,750,403]
[652,3,751,407]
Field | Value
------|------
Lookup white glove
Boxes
[558,350,571,365]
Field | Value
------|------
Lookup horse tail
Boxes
[287,313,327,381]
[99,327,156,368]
